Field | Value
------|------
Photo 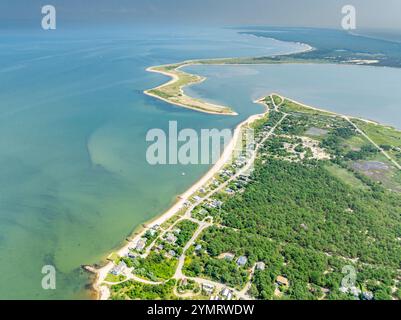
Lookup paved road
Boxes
[174,221,212,280]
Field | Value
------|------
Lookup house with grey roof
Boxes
[110,261,127,276]
[165,233,178,244]
[255,262,266,271]
[135,237,147,251]
[236,256,248,267]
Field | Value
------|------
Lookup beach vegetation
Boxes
[134,253,178,282]
[110,279,177,300]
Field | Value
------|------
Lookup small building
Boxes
[135,238,147,251]
[235,160,245,167]
[209,200,223,208]
[128,252,137,259]
[166,250,176,258]
[225,188,235,195]
[195,244,202,252]
[236,256,248,267]
[222,253,235,261]
[110,261,127,276]
[193,196,202,202]
[255,262,266,271]
[198,209,208,216]
[362,291,374,301]
[238,175,250,182]
[340,286,361,298]
[226,170,234,176]
[173,228,181,235]
[321,288,330,295]
[276,276,289,287]
[202,283,215,295]
[221,288,233,300]
[166,233,178,245]
[350,286,362,298]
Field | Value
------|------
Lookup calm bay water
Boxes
[184,63,401,129]
[0,27,307,299]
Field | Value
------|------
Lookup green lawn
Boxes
[343,135,369,151]
[110,279,177,300]
[134,253,178,282]
[281,99,336,117]
[352,119,401,147]
[105,274,126,283]
[272,94,283,106]
[324,164,368,189]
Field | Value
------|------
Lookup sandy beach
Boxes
[89,41,317,300]
[90,95,269,300]
[144,64,238,116]
[90,89,401,300]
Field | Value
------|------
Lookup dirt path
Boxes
[344,116,401,170]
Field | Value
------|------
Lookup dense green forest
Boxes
[110,280,177,300]
[110,96,401,300]
[184,100,401,300]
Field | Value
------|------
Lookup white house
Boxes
[110,261,127,276]
[202,283,215,294]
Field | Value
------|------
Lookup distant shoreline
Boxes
[144,64,238,115]
[142,43,315,116]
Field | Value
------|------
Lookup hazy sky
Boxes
[1,0,401,30]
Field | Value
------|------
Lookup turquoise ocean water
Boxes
[0,27,307,299]
[1,26,401,299]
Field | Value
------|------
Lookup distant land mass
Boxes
[237,27,401,68]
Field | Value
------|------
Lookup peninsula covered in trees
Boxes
[96,94,401,301]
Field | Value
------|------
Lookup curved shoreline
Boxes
[89,96,270,300]
[144,63,238,116]
[143,41,314,116]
